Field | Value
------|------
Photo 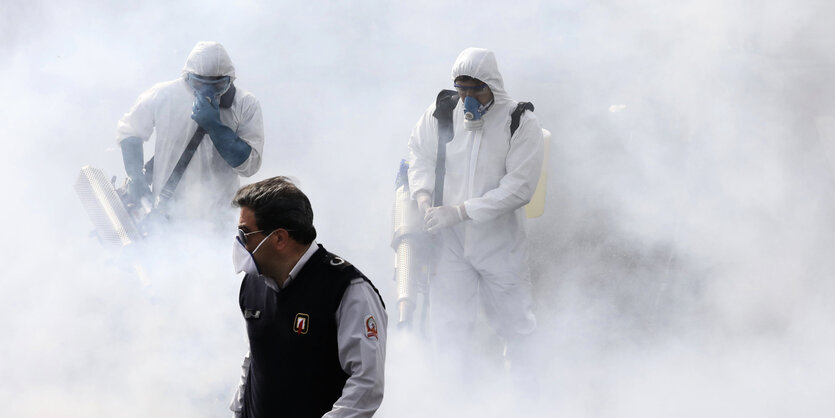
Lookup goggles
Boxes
[237,227,298,252]
[187,74,232,96]
[454,83,489,96]
[237,228,264,246]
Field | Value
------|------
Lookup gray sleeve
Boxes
[323,278,388,418]
[229,351,250,417]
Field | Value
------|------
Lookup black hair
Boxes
[454,75,483,84]
[232,176,317,244]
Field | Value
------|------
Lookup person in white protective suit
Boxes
[407,48,543,384]
[116,41,264,224]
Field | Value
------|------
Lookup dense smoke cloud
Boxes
[2,0,834,416]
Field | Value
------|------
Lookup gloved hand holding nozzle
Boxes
[424,204,468,233]
[415,191,432,214]
[120,136,152,202]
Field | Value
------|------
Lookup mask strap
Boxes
[252,230,275,255]
[220,84,236,108]
[479,99,494,113]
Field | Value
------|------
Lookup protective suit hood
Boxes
[451,47,510,105]
[182,41,236,82]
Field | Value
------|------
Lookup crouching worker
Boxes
[229,176,387,418]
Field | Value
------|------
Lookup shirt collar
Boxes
[282,240,318,287]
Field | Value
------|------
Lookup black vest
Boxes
[239,244,382,418]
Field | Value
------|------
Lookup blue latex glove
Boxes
[207,125,252,167]
[191,94,252,167]
[191,93,223,131]
[120,136,152,202]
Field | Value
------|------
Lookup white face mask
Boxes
[232,230,274,276]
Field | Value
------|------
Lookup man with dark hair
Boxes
[228,176,387,418]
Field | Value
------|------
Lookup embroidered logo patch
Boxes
[365,315,378,340]
[293,313,310,335]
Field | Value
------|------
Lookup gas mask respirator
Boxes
[463,96,487,131]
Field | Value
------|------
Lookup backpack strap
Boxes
[510,102,535,137]
[431,89,459,207]
[157,126,206,204]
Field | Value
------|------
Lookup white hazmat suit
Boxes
[407,48,543,371]
[116,42,264,222]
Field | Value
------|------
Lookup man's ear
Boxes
[272,229,290,251]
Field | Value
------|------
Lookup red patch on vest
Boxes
[294,313,309,334]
